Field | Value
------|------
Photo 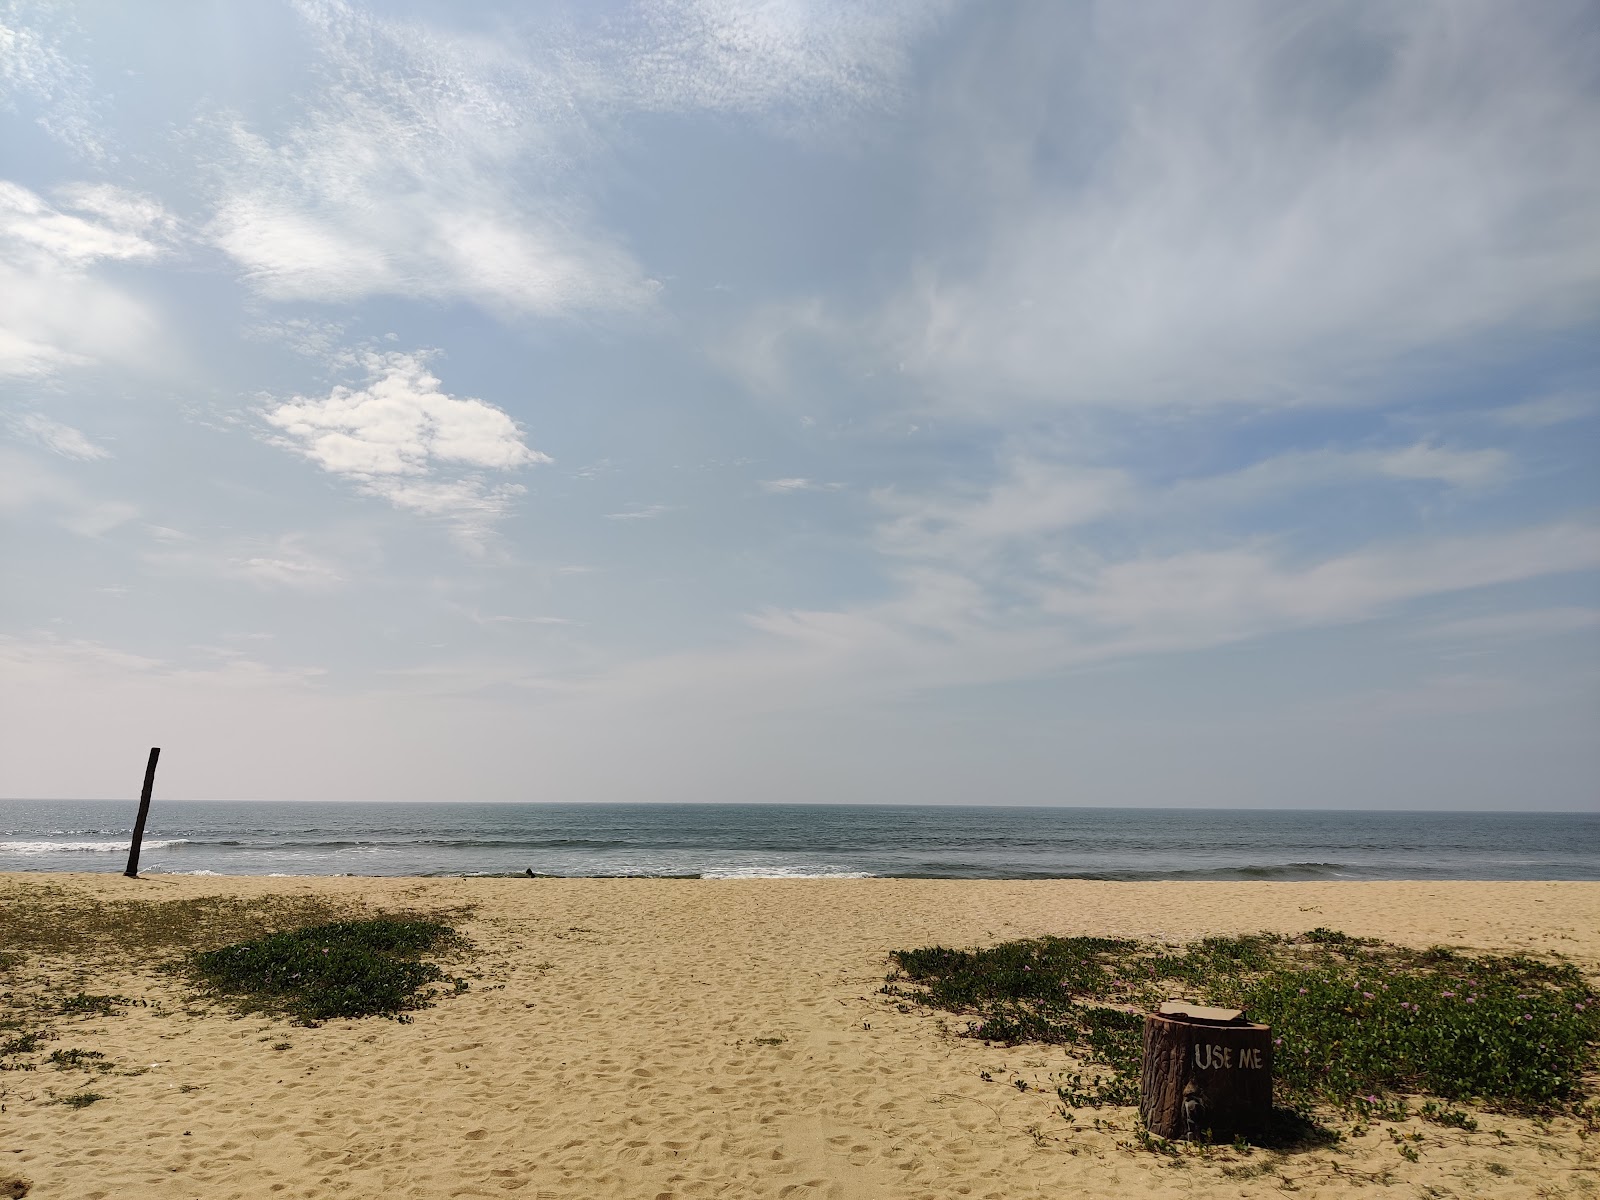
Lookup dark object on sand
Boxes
[1140,1000,1273,1142]
[123,747,161,879]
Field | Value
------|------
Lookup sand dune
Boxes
[2,874,1597,1198]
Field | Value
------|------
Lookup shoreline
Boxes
[3,874,1597,1198]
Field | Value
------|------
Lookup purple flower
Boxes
[1441,992,1455,998]
[1362,992,1374,999]
[1298,987,1308,995]
[1466,997,1476,1004]
[1522,1014,1533,1021]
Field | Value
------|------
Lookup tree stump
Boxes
[1140,1001,1272,1142]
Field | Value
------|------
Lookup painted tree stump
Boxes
[1140,1001,1272,1142]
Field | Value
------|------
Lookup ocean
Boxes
[0,800,1596,880]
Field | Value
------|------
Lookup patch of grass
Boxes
[57,993,123,1017]
[0,883,375,964]
[46,1048,108,1071]
[1418,1100,1477,1131]
[190,917,468,1022]
[56,1091,105,1109]
[1,1032,46,1058]
[888,929,1600,1119]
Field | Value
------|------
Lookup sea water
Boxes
[1,800,1596,880]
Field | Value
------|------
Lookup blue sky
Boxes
[2,0,1597,808]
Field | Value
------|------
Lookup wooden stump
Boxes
[1140,1004,1272,1142]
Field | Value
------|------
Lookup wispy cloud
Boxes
[204,0,947,318]
[1420,607,1600,643]
[204,0,650,317]
[620,0,949,132]
[0,180,173,376]
[0,446,134,536]
[7,412,108,460]
[761,477,841,494]
[738,2,1600,415]
[604,504,673,521]
[1490,391,1598,429]
[0,2,106,159]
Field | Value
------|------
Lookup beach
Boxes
[3,873,1597,1199]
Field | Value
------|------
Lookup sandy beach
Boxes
[2,874,1597,1199]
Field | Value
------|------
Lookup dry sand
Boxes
[2,874,1597,1199]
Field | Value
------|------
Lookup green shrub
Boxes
[190,917,465,1022]
[888,930,1600,1116]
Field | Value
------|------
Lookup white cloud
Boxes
[206,0,946,316]
[604,504,672,521]
[761,477,842,493]
[7,412,108,460]
[751,2,1600,415]
[1377,444,1507,488]
[204,2,654,317]
[58,499,136,537]
[0,3,105,159]
[0,632,325,691]
[0,180,173,377]
[621,0,949,130]
[1142,443,1509,519]
[230,554,345,591]
[1041,524,1600,644]
[875,460,1130,562]
[1490,391,1598,429]
[262,350,547,534]
[1421,607,1600,642]
[0,445,135,535]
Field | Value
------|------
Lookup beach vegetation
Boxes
[886,930,1600,1121]
[190,916,470,1023]
[55,1090,105,1109]
[45,1048,108,1072]
[57,992,123,1017]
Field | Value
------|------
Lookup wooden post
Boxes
[1140,1001,1272,1142]
[123,747,161,879]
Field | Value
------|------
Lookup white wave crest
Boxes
[700,866,875,879]
[0,839,187,855]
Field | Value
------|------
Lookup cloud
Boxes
[604,504,673,521]
[0,632,326,690]
[58,498,137,537]
[7,412,108,460]
[229,553,345,591]
[761,477,841,493]
[262,350,547,534]
[0,180,173,376]
[749,1,1600,415]
[1041,523,1600,643]
[620,0,950,131]
[0,2,106,159]
[205,0,948,317]
[203,0,654,316]
[0,445,135,536]
[1490,391,1598,429]
[1420,607,1600,643]
[1376,444,1508,488]
[1155,443,1510,514]
[875,460,1130,562]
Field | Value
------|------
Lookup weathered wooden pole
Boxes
[123,747,161,879]
[1140,1000,1273,1142]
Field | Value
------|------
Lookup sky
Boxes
[1,0,1597,810]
